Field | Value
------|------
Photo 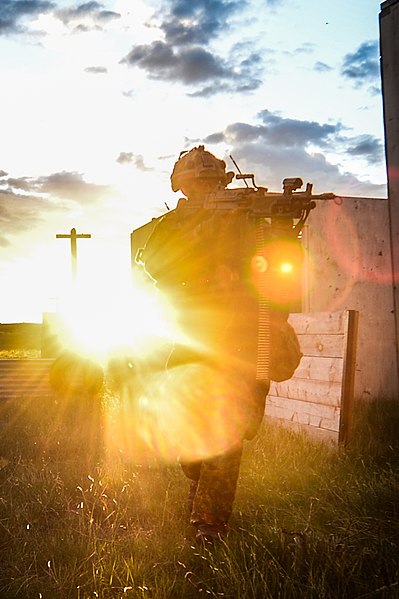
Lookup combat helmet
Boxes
[171,145,234,192]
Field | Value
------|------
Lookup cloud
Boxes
[346,134,385,165]
[84,65,108,74]
[54,1,120,33]
[121,42,227,84]
[202,111,386,197]
[0,0,54,35]
[0,170,113,246]
[157,0,243,47]
[3,171,111,203]
[314,61,333,73]
[294,42,315,55]
[0,0,120,36]
[116,152,153,171]
[121,0,265,96]
[0,187,57,246]
[121,41,262,96]
[36,171,112,201]
[341,40,380,92]
[218,110,341,148]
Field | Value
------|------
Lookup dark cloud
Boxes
[35,171,111,201]
[346,134,385,165]
[0,187,56,246]
[116,152,153,171]
[121,41,262,96]
[202,111,386,197]
[122,42,228,84]
[0,0,120,36]
[158,0,243,47]
[0,169,112,245]
[0,0,54,35]
[341,40,380,91]
[121,0,264,96]
[3,171,111,202]
[54,1,120,32]
[84,65,108,74]
[229,109,341,147]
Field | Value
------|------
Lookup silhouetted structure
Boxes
[56,227,91,280]
[380,0,399,385]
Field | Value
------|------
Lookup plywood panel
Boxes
[305,199,397,400]
[296,334,345,358]
[266,310,358,445]
[269,378,341,406]
[288,311,346,334]
[266,396,340,431]
[293,356,344,383]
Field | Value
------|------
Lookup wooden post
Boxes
[56,228,91,280]
[338,310,359,446]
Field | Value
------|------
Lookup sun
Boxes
[51,268,177,364]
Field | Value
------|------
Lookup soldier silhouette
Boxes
[140,146,300,543]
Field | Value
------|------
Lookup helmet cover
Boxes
[171,145,233,192]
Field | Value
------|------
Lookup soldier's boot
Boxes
[195,522,227,545]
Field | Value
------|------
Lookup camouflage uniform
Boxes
[140,147,302,542]
[180,444,243,536]
[142,197,270,540]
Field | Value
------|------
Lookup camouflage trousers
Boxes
[180,443,244,530]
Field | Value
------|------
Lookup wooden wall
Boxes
[266,310,358,445]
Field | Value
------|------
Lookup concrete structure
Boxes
[304,196,397,400]
[380,0,399,389]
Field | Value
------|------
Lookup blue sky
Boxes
[0,0,387,322]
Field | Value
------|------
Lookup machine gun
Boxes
[176,173,335,237]
[133,173,336,282]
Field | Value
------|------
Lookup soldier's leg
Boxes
[179,459,202,513]
[190,442,243,539]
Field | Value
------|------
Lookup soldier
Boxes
[140,146,299,543]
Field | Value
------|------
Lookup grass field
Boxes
[0,323,41,352]
[0,371,399,598]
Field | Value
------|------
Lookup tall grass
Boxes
[0,383,398,598]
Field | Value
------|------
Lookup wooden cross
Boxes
[56,228,91,280]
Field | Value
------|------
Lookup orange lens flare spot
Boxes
[279,262,294,274]
[128,364,252,462]
[251,255,268,273]
[250,238,304,307]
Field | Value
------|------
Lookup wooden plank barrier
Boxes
[0,359,55,400]
[266,310,359,445]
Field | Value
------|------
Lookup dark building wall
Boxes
[380,0,399,385]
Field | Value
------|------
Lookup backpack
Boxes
[269,317,302,382]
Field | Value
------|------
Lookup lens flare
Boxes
[279,261,294,274]
[123,363,252,463]
[250,238,304,307]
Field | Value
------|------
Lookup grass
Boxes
[0,374,399,598]
[0,323,42,353]
[0,350,41,358]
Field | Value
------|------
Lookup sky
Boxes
[0,0,387,324]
